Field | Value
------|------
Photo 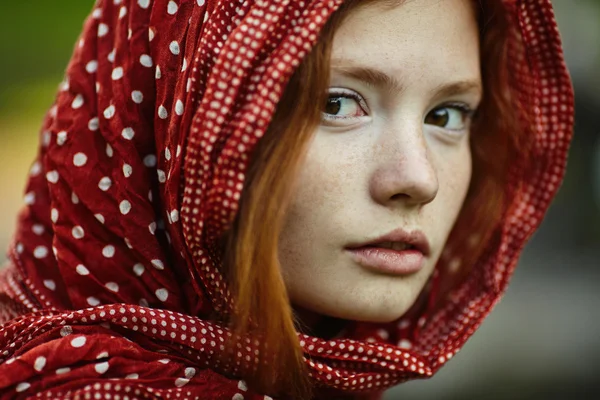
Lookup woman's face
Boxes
[279,0,482,323]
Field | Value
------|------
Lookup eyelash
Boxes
[321,89,369,122]
[322,90,476,132]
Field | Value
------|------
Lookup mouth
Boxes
[346,229,431,257]
[344,229,430,276]
[366,241,416,251]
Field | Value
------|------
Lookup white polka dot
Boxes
[168,1,178,14]
[106,282,119,292]
[144,154,157,167]
[169,41,180,55]
[43,280,56,291]
[106,143,113,157]
[86,60,98,73]
[126,373,139,379]
[51,208,59,223]
[107,49,116,63]
[71,336,87,348]
[131,91,144,104]
[87,296,100,306]
[119,6,127,19]
[72,94,85,109]
[30,161,41,176]
[60,78,70,92]
[73,152,88,167]
[155,65,162,79]
[170,210,179,223]
[151,259,164,270]
[15,382,30,393]
[104,105,116,119]
[164,148,172,161]
[140,54,153,67]
[138,0,150,9]
[34,356,46,372]
[232,394,244,400]
[155,288,168,302]
[57,131,68,146]
[98,177,112,192]
[176,145,182,157]
[133,263,145,276]
[71,192,79,204]
[98,23,109,37]
[33,246,48,259]
[157,169,166,183]
[55,367,70,375]
[32,224,44,235]
[92,8,102,19]
[158,105,168,119]
[42,131,51,147]
[46,171,59,184]
[185,367,196,378]
[59,326,72,338]
[122,127,135,140]
[95,214,105,224]
[175,378,189,387]
[197,0,205,6]
[95,361,109,374]
[72,226,85,239]
[24,192,35,205]
[88,117,100,131]
[119,200,131,215]
[148,222,156,235]
[76,265,90,275]
[123,163,133,178]
[175,100,184,116]
[102,245,115,258]
[112,67,124,80]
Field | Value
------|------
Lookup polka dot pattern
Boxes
[0,0,573,399]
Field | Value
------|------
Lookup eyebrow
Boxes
[330,64,482,99]
[332,65,404,96]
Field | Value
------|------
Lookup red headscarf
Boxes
[0,0,573,399]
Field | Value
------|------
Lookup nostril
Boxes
[390,193,410,201]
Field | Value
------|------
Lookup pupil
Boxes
[325,98,342,115]
[427,108,449,126]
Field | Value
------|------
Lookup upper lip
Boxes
[346,228,431,256]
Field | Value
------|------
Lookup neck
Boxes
[293,306,348,340]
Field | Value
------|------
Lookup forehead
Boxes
[330,0,481,83]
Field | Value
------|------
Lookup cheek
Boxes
[438,143,473,225]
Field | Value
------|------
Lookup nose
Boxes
[369,122,439,207]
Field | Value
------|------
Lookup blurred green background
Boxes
[0,1,599,399]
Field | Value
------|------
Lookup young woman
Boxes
[0,0,573,399]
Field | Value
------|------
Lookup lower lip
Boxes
[346,247,425,275]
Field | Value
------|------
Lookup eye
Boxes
[424,104,475,131]
[322,89,368,122]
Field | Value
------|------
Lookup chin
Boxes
[313,291,418,324]
[336,303,411,323]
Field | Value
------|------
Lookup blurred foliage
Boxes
[0,0,92,115]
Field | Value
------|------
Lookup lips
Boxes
[346,229,431,257]
[344,229,430,276]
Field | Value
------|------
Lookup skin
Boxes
[278,0,482,326]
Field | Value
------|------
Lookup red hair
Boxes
[221,0,527,398]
